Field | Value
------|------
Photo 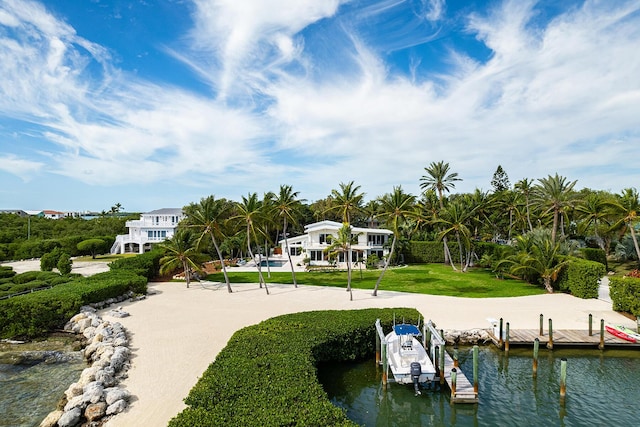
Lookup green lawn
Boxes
[205,263,545,298]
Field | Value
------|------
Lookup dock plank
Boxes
[442,351,478,404]
[490,329,640,348]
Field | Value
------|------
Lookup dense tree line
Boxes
[158,163,639,295]
[0,214,131,261]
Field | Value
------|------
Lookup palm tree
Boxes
[372,186,416,296]
[575,191,611,251]
[362,200,381,228]
[158,229,203,288]
[433,200,476,271]
[514,178,534,232]
[233,193,268,294]
[533,174,578,244]
[608,188,640,263]
[324,223,359,301]
[328,181,364,223]
[497,229,570,293]
[184,195,234,293]
[420,161,461,263]
[274,185,304,287]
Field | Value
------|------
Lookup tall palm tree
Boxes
[575,191,611,251]
[233,193,268,294]
[274,185,304,287]
[158,229,203,288]
[328,181,364,223]
[372,186,416,296]
[324,223,359,301]
[260,191,277,278]
[362,199,381,228]
[533,173,578,244]
[432,200,475,271]
[184,195,234,293]
[514,178,534,232]
[608,188,640,263]
[420,161,461,263]
[327,181,364,280]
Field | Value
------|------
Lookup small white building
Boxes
[280,220,393,267]
[111,208,185,254]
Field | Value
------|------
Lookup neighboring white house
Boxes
[279,220,393,267]
[111,208,185,254]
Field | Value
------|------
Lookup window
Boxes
[319,233,331,244]
[368,234,386,245]
[310,250,325,261]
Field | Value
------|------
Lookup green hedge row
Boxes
[404,241,501,264]
[579,248,608,270]
[609,276,640,316]
[0,235,116,262]
[556,257,606,298]
[0,270,147,339]
[109,249,162,280]
[169,308,420,427]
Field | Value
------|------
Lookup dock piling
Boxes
[439,344,445,386]
[599,319,605,350]
[375,328,381,365]
[381,340,388,386]
[559,358,567,404]
[547,318,554,350]
[499,318,504,349]
[451,368,457,400]
[505,322,510,354]
[473,345,479,395]
[453,345,459,368]
[533,338,539,378]
[588,314,593,336]
[539,314,544,336]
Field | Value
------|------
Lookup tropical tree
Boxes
[327,181,364,281]
[490,165,510,193]
[420,161,461,263]
[575,191,611,251]
[533,173,578,244]
[514,178,535,232]
[497,229,571,293]
[608,188,640,263]
[324,223,359,301]
[233,193,268,294]
[159,229,203,288]
[184,195,234,293]
[274,185,304,287]
[432,199,475,271]
[362,200,381,228]
[372,186,416,296]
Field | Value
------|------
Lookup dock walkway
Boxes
[489,329,640,349]
[441,351,478,404]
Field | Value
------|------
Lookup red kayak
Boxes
[605,324,639,343]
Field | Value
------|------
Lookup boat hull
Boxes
[385,332,436,385]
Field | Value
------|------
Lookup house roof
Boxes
[145,208,184,215]
[303,220,392,235]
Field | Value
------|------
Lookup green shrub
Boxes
[579,248,608,270]
[40,247,62,272]
[0,266,15,279]
[109,249,162,280]
[57,253,72,275]
[170,308,419,427]
[12,271,41,284]
[0,269,147,339]
[556,257,606,298]
[609,276,640,316]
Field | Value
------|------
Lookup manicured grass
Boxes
[205,263,545,298]
[74,254,135,262]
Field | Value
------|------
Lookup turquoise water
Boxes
[318,347,640,426]
[260,260,287,267]
[0,350,86,427]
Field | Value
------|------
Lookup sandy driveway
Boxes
[101,281,635,427]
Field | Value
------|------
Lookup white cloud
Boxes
[0,154,43,181]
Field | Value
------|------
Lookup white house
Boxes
[279,220,393,267]
[111,208,185,254]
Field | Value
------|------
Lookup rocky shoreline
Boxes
[40,294,141,427]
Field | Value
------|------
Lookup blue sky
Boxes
[1,0,639,212]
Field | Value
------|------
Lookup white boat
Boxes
[383,322,437,394]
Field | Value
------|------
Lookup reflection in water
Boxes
[318,347,640,426]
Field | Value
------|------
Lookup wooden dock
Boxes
[489,329,640,349]
[440,351,478,404]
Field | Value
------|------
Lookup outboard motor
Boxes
[410,362,422,396]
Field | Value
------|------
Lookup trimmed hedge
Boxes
[556,257,606,298]
[579,248,608,270]
[0,270,147,339]
[404,241,500,264]
[169,308,420,427]
[109,249,162,280]
[609,276,640,316]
